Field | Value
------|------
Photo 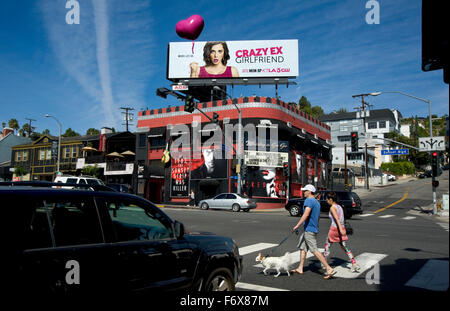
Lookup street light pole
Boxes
[367,91,437,214]
[45,114,62,177]
[213,86,243,194]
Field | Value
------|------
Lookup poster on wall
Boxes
[170,157,189,197]
[291,151,303,184]
[242,167,286,198]
[190,147,228,180]
[305,156,315,185]
[168,39,299,80]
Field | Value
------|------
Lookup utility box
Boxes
[442,194,449,210]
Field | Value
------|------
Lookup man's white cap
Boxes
[301,184,316,193]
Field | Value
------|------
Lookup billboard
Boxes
[167,39,299,80]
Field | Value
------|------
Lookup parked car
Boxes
[198,193,257,212]
[387,174,397,181]
[106,183,132,193]
[54,175,104,189]
[285,190,363,219]
[350,192,362,211]
[418,168,443,178]
[0,182,243,296]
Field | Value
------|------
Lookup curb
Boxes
[157,204,286,212]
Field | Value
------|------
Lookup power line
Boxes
[120,107,134,132]
[25,118,36,137]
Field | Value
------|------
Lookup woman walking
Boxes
[322,192,360,279]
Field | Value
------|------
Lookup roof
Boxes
[319,109,398,124]
[0,134,32,163]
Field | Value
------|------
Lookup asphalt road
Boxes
[162,172,449,292]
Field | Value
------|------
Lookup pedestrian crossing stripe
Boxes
[333,252,388,279]
[359,214,374,217]
[378,215,395,218]
[239,243,278,256]
[402,216,416,220]
[437,222,449,232]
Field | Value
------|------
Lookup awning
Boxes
[81,146,98,152]
[106,152,124,158]
[121,150,135,156]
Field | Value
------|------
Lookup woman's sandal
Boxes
[323,269,337,279]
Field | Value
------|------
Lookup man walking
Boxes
[291,184,336,279]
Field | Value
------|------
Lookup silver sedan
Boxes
[198,193,257,212]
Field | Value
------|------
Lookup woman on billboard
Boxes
[190,42,239,78]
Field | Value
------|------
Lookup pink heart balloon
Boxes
[176,14,204,41]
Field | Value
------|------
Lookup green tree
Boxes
[14,165,28,177]
[19,123,35,137]
[82,165,101,178]
[8,118,19,133]
[62,128,80,137]
[42,129,51,135]
[86,128,100,135]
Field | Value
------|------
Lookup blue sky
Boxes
[1,0,448,136]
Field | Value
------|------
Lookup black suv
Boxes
[1,182,242,296]
[285,190,363,219]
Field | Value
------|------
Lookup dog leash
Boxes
[268,230,299,256]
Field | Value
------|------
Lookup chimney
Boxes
[2,127,14,137]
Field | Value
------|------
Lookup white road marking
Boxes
[405,259,449,291]
[437,222,449,232]
[333,252,388,279]
[235,282,289,291]
[359,214,374,217]
[402,216,416,220]
[253,249,325,268]
[239,243,278,256]
[379,215,395,218]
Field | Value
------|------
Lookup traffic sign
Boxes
[419,136,445,152]
[381,149,409,155]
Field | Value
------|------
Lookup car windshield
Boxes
[86,179,104,186]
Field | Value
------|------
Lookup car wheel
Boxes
[201,203,209,210]
[203,268,234,291]
[289,205,300,217]
[232,204,240,212]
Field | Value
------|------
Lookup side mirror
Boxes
[174,221,185,239]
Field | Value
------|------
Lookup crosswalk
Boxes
[357,213,417,220]
[437,222,449,232]
[236,242,449,291]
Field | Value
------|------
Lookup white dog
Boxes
[255,252,292,277]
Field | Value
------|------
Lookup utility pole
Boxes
[120,107,134,132]
[344,144,348,191]
[365,142,369,189]
[25,118,36,137]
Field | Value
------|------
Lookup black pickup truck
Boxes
[1,182,242,296]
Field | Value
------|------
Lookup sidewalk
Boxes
[352,175,416,197]
[408,203,449,222]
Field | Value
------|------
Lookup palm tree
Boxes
[8,118,19,133]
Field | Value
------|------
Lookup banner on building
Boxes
[244,150,289,167]
[167,39,299,80]
[170,157,190,197]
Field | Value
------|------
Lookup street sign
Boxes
[381,149,409,155]
[419,136,445,152]
[172,84,188,91]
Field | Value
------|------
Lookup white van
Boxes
[53,175,105,189]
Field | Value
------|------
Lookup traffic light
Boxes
[241,164,247,179]
[184,94,195,113]
[351,132,358,152]
[431,151,439,177]
[212,112,219,124]
[283,162,289,176]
